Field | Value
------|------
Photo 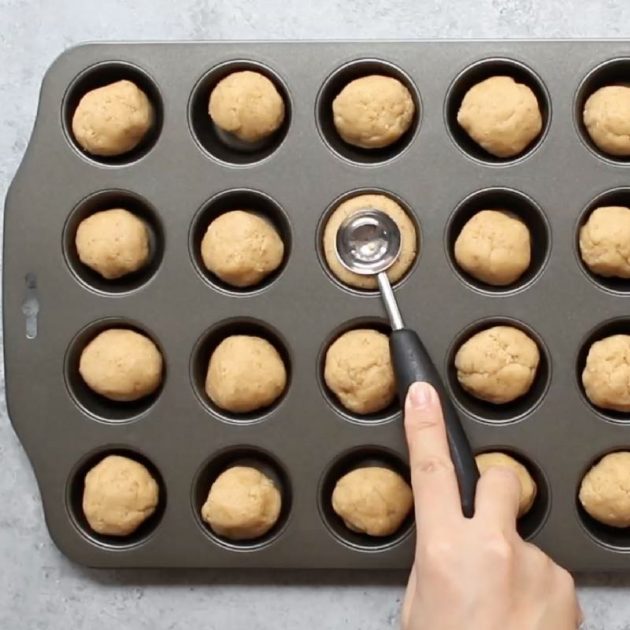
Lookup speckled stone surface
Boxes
[2,1,630,628]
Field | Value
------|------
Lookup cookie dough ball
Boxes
[205,335,286,413]
[324,329,395,415]
[579,206,630,278]
[332,467,413,536]
[201,466,281,540]
[454,210,531,286]
[579,452,630,528]
[82,455,159,536]
[201,210,284,287]
[72,80,154,157]
[455,326,540,404]
[582,335,630,412]
[583,86,630,157]
[475,452,537,517]
[323,194,417,290]
[457,76,543,158]
[75,209,150,280]
[209,70,285,143]
[332,75,415,149]
[79,329,163,402]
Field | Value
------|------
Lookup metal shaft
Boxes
[377,272,404,331]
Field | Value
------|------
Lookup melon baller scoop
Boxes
[336,209,479,517]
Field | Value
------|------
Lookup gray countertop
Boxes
[2,1,630,628]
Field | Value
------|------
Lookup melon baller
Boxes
[335,209,479,517]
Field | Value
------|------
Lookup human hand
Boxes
[401,382,581,630]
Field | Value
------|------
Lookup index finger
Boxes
[404,382,462,533]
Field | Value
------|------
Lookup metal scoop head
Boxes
[335,209,402,275]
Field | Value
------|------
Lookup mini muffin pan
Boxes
[5,41,630,570]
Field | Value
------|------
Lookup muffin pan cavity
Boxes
[575,58,630,164]
[192,447,292,550]
[316,59,421,165]
[189,60,292,164]
[576,188,630,294]
[66,447,166,549]
[446,187,550,295]
[190,318,291,424]
[189,189,291,295]
[62,61,163,165]
[318,447,414,551]
[63,189,164,294]
[447,317,551,424]
[64,318,165,423]
[445,58,550,164]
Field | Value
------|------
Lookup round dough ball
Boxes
[579,452,630,528]
[579,206,630,278]
[324,329,395,415]
[209,70,285,143]
[332,75,415,149]
[75,208,150,280]
[457,76,543,158]
[323,194,417,290]
[455,325,540,404]
[71,80,154,157]
[205,335,287,413]
[79,329,163,402]
[332,467,413,537]
[582,335,630,412]
[454,210,531,286]
[201,210,284,287]
[475,452,537,518]
[583,86,630,156]
[201,466,282,540]
[82,454,159,536]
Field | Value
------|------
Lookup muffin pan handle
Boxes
[390,328,479,517]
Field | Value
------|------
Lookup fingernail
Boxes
[408,382,433,409]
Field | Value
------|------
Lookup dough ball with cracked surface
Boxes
[583,86,630,156]
[457,76,543,158]
[201,210,284,287]
[323,194,417,290]
[201,466,282,540]
[454,209,531,286]
[582,334,630,412]
[579,206,630,278]
[324,328,395,415]
[79,329,163,402]
[82,454,159,536]
[332,466,413,537]
[75,208,150,280]
[332,75,415,149]
[475,452,537,517]
[205,335,287,413]
[72,80,155,157]
[455,325,540,404]
[579,452,630,528]
[209,70,285,143]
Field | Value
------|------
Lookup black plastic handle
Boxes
[390,328,479,518]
